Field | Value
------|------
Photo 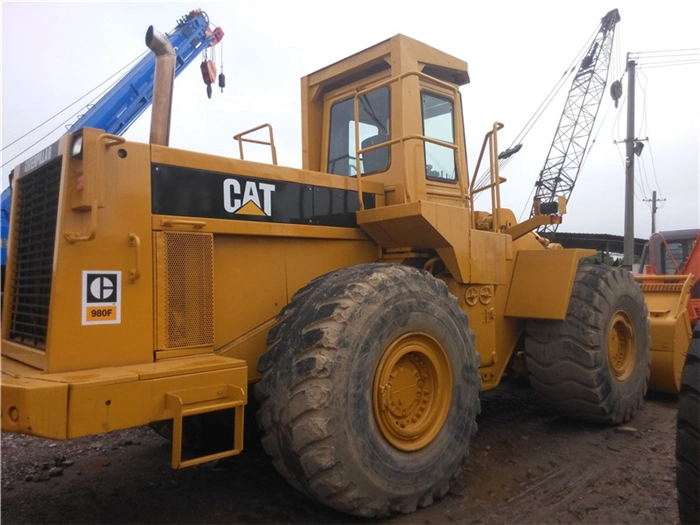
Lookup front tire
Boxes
[255,263,480,518]
[525,265,651,424]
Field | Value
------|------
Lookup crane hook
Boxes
[201,58,217,99]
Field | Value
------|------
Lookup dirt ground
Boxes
[1,379,681,525]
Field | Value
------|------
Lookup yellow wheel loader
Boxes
[635,229,698,393]
[1,28,691,518]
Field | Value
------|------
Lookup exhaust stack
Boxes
[146,25,175,146]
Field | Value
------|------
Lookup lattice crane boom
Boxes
[533,9,620,236]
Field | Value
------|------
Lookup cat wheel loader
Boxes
[1,26,692,518]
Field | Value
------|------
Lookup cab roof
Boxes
[303,34,470,100]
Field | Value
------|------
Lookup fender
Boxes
[505,248,595,320]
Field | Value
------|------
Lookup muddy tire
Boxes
[525,265,650,424]
[677,325,699,525]
[254,263,480,518]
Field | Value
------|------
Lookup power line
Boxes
[646,139,663,202]
[630,49,699,69]
[630,48,699,57]
[474,23,602,201]
[1,49,149,167]
[638,60,700,70]
[636,69,649,138]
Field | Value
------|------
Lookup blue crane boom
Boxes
[1,9,223,274]
[66,9,222,136]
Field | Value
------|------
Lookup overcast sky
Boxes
[1,1,698,238]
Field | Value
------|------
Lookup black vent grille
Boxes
[8,159,61,350]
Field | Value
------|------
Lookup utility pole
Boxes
[623,56,636,269]
[644,190,666,234]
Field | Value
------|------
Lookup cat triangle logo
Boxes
[223,178,276,217]
[236,201,266,216]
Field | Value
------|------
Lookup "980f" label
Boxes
[82,271,121,325]
[85,307,117,321]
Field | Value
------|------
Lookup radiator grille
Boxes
[161,232,214,349]
[8,159,62,349]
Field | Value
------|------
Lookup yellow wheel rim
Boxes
[372,332,452,451]
[607,311,635,381]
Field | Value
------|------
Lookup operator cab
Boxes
[639,229,699,275]
[301,34,470,207]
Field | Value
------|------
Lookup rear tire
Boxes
[677,324,699,525]
[525,265,650,424]
[255,263,480,517]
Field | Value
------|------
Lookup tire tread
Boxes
[677,328,700,525]
[525,265,651,424]
[254,263,479,517]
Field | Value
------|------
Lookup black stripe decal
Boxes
[151,163,375,228]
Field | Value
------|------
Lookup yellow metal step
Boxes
[165,384,245,468]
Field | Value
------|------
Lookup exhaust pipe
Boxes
[146,26,175,146]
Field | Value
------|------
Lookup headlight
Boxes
[71,132,84,159]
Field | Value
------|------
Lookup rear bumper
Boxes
[1,354,248,440]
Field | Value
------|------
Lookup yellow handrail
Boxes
[128,233,141,283]
[352,70,468,212]
[469,122,504,232]
[233,123,278,165]
[63,133,126,243]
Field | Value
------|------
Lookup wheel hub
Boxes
[608,310,635,381]
[373,332,452,451]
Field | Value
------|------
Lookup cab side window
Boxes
[327,87,390,177]
[422,91,456,181]
[663,239,696,274]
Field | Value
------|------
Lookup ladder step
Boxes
[165,384,245,468]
